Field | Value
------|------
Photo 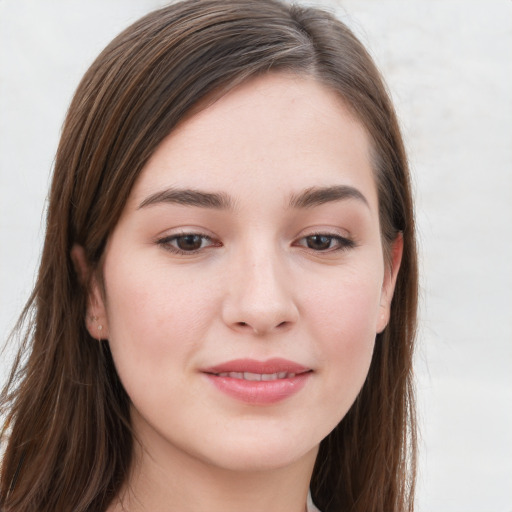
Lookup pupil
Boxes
[177,235,202,251]
[307,235,331,250]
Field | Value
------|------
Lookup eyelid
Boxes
[156,229,221,255]
[293,229,356,252]
[154,226,356,255]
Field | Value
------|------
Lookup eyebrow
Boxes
[138,188,234,210]
[138,184,369,211]
[289,185,369,209]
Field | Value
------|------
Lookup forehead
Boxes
[128,73,378,211]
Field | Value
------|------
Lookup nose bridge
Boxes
[223,237,298,334]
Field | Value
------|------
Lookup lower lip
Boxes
[204,372,311,405]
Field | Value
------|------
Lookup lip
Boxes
[203,358,310,375]
[202,358,312,405]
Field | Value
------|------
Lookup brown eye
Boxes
[305,234,334,251]
[175,234,204,251]
[158,233,217,254]
[295,233,355,252]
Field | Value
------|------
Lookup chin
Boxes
[193,425,322,473]
[208,444,317,473]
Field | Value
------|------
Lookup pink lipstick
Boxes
[202,358,312,405]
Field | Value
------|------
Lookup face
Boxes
[83,74,401,474]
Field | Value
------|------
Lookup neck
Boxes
[110,421,318,512]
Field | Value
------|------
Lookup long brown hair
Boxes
[0,1,418,511]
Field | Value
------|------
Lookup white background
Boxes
[1,1,511,511]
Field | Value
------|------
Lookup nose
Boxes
[221,245,299,336]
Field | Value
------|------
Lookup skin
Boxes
[74,73,402,512]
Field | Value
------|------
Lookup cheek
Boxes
[302,265,382,413]
[102,256,218,384]
[305,262,383,345]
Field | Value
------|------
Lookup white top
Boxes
[307,490,321,512]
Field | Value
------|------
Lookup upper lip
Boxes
[202,358,311,375]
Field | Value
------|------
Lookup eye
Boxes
[157,233,219,254]
[295,233,355,252]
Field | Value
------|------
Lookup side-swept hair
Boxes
[1,1,418,511]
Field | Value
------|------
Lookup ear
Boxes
[376,233,403,334]
[71,244,109,340]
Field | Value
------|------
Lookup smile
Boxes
[202,358,312,405]
[214,371,298,380]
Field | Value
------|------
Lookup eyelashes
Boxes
[157,233,220,255]
[157,231,356,256]
[294,233,355,252]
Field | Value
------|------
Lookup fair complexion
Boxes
[75,73,401,512]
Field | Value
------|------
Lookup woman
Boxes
[0,1,418,511]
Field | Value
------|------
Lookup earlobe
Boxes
[376,233,403,333]
[71,244,109,340]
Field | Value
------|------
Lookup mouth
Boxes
[202,357,311,376]
[202,358,313,405]
[211,371,305,380]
